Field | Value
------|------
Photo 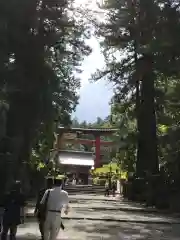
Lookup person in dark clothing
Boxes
[112,180,116,197]
[34,177,54,240]
[1,180,25,240]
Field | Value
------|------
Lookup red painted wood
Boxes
[95,135,101,168]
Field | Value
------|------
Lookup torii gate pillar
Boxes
[95,135,101,168]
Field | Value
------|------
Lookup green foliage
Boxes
[90,0,180,176]
[0,0,92,181]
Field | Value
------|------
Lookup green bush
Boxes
[93,177,99,185]
[93,177,106,186]
[99,178,106,186]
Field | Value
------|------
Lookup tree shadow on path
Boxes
[73,220,180,240]
[15,219,180,240]
[17,235,69,240]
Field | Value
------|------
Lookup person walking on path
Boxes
[72,177,76,186]
[41,178,69,240]
[1,181,25,240]
[34,177,54,240]
[112,180,117,197]
[104,180,109,197]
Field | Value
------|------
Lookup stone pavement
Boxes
[26,206,179,224]
[14,193,180,239]
[26,194,180,224]
[16,219,180,240]
[28,194,162,213]
[68,194,157,212]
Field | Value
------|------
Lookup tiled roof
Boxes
[58,126,118,133]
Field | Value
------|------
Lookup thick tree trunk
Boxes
[135,68,143,176]
[6,94,39,188]
[136,55,159,176]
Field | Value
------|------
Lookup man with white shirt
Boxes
[34,177,54,240]
[41,178,69,240]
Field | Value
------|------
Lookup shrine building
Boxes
[52,126,118,183]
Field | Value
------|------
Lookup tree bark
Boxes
[137,55,159,175]
[6,93,39,184]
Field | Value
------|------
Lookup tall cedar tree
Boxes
[0,0,91,179]
[92,0,180,176]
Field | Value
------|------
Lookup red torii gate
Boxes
[57,127,118,168]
